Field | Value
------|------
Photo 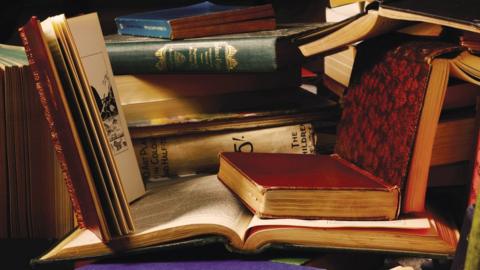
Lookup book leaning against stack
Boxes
[0,44,74,240]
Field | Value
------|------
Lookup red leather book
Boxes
[219,34,462,219]
[18,17,109,240]
[219,152,401,220]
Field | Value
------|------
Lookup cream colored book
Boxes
[135,123,317,180]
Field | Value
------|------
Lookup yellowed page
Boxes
[248,215,430,230]
[49,175,252,259]
[299,11,405,57]
[66,13,145,203]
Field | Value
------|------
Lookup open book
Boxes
[36,174,458,263]
[19,13,145,241]
[299,0,480,57]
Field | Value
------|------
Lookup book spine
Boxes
[18,18,103,239]
[134,123,316,180]
[106,38,280,74]
[115,18,172,39]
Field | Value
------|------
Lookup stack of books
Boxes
[8,1,480,269]
[103,2,340,180]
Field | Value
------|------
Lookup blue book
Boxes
[114,1,275,39]
[77,260,324,270]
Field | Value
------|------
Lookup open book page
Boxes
[59,175,252,253]
[247,215,431,229]
[450,51,480,85]
[66,13,145,203]
[133,175,252,238]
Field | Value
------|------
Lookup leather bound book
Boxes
[219,34,462,219]
[114,2,276,39]
[219,152,401,220]
[18,18,107,240]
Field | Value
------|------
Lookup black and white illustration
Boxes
[84,53,128,154]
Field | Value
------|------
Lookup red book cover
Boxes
[220,152,395,191]
[219,34,461,219]
[18,17,106,240]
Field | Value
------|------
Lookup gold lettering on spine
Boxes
[154,42,238,71]
[154,47,167,70]
[225,44,238,71]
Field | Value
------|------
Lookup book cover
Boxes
[135,123,317,180]
[219,34,462,219]
[19,17,107,240]
[218,152,401,220]
[105,23,330,74]
[114,1,275,39]
[19,13,148,241]
[77,260,323,270]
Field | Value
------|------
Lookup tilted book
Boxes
[218,34,464,219]
[299,0,480,57]
[19,13,145,241]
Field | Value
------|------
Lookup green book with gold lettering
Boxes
[105,23,332,74]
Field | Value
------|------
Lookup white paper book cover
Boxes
[66,13,145,202]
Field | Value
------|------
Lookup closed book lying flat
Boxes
[105,23,330,74]
[218,152,400,220]
[114,1,275,39]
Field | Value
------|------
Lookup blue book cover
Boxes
[77,260,324,270]
[114,1,274,39]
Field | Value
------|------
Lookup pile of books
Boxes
[4,0,480,269]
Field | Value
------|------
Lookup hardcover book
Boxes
[114,1,276,39]
[19,13,145,241]
[134,123,318,180]
[378,0,480,34]
[299,0,480,57]
[219,34,465,219]
[124,88,339,138]
[105,23,331,74]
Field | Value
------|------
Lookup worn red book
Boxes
[218,34,463,219]
[219,152,401,220]
[18,13,147,241]
[18,17,107,240]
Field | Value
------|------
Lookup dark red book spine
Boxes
[18,17,104,240]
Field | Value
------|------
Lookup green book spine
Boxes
[106,37,294,74]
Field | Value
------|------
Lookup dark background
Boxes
[0,0,328,45]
